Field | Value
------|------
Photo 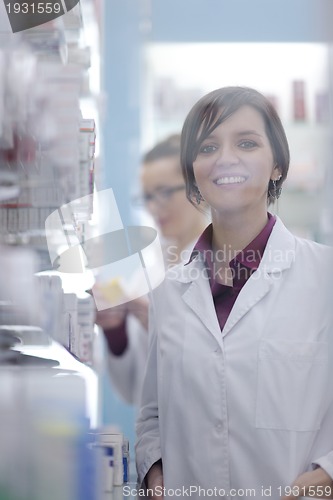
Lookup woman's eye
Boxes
[199,144,217,154]
[238,140,257,149]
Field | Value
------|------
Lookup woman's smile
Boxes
[214,175,247,185]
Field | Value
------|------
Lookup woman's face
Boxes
[193,105,280,217]
[141,156,200,241]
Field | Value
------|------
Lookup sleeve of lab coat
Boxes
[312,451,333,479]
[135,295,162,486]
[311,323,333,480]
[311,393,333,479]
[106,314,148,406]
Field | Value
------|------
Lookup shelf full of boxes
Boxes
[0,3,130,500]
[0,4,98,363]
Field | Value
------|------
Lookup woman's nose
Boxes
[146,199,164,218]
[215,144,239,166]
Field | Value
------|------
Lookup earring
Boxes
[268,177,282,200]
[194,185,203,205]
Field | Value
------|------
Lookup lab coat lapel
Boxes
[222,217,296,337]
[177,256,222,346]
[221,269,272,337]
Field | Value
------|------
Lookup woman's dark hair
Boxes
[143,134,181,163]
[180,86,290,205]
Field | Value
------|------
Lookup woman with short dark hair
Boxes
[136,87,333,500]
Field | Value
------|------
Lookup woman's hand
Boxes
[92,283,128,329]
[146,461,164,499]
[95,304,127,329]
[281,467,333,499]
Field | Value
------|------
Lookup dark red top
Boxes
[104,319,128,355]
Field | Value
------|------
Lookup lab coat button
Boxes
[216,423,223,432]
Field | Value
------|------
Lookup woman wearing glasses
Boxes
[96,134,207,405]
[138,134,208,266]
[136,87,333,499]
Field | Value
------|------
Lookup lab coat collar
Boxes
[175,216,295,284]
[259,216,296,273]
[223,217,295,337]
[173,216,296,343]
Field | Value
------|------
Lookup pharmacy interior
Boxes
[1,0,333,499]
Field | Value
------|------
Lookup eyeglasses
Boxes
[132,185,186,206]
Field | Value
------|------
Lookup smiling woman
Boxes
[181,86,289,208]
[136,86,333,500]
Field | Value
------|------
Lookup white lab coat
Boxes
[106,314,148,406]
[106,243,196,406]
[136,217,333,499]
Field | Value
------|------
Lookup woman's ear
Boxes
[271,166,282,181]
